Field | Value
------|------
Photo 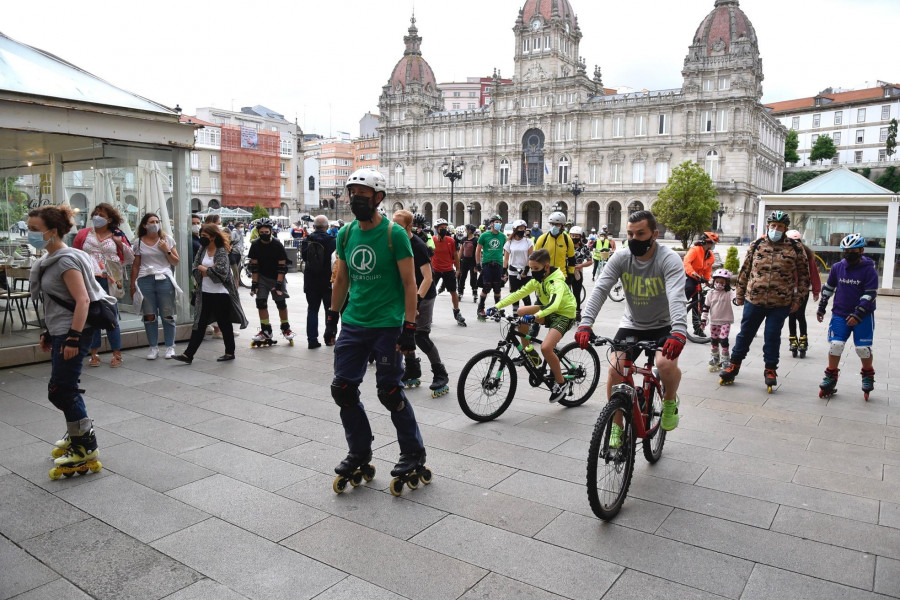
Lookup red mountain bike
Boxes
[586,336,667,520]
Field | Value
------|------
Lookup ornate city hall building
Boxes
[378,0,786,240]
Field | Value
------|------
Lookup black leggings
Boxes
[508,274,532,310]
[458,259,478,294]
[186,292,235,357]
[571,277,584,311]
[788,294,810,337]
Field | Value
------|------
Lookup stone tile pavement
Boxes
[2,275,900,599]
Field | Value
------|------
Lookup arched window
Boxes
[499,158,510,185]
[394,163,404,187]
[558,155,570,184]
[308,175,315,191]
[704,150,719,181]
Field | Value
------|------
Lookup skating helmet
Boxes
[337,219,345,227]
[490,214,502,223]
[767,210,790,226]
[256,218,275,231]
[456,225,466,236]
[434,218,449,227]
[700,231,719,244]
[590,228,597,233]
[712,268,732,280]
[412,213,426,228]
[839,233,866,249]
[569,226,584,236]
[345,168,386,194]
[786,229,802,240]
[512,219,527,229]
[548,212,566,226]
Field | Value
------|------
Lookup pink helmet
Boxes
[786,229,802,240]
[712,268,732,280]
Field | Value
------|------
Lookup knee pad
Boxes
[142,314,156,322]
[492,284,503,294]
[255,298,268,310]
[377,386,406,412]
[47,382,78,412]
[415,331,435,355]
[828,340,846,357]
[720,338,729,348]
[855,346,872,359]
[273,297,287,311]
[330,378,359,408]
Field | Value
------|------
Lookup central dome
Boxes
[693,0,757,55]
[389,15,436,92]
[521,0,577,29]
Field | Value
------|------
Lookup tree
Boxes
[886,118,898,158]
[0,177,28,231]
[724,245,740,274]
[809,134,836,165]
[653,160,719,250]
[251,203,269,221]
[784,129,800,165]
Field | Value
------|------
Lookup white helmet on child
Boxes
[569,226,584,236]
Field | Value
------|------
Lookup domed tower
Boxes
[379,15,443,121]
[513,0,583,81]
[682,0,763,100]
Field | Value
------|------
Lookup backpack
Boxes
[303,239,329,276]
[460,238,476,259]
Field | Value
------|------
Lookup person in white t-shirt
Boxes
[503,219,534,311]
[130,213,181,360]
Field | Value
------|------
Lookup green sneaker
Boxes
[608,423,623,449]
[661,398,679,431]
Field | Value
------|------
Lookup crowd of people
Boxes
[26,169,879,487]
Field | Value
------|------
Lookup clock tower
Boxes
[513,0,583,82]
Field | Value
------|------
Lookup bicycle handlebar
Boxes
[592,336,659,353]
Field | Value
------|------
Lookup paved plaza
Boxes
[1,274,899,600]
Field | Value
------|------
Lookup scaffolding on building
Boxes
[221,125,279,208]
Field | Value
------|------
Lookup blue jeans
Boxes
[90,277,121,351]
[333,324,424,455]
[137,275,176,347]
[49,333,92,422]
[730,301,792,367]
[305,286,332,343]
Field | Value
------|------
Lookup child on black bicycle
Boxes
[701,268,735,372]
[487,248,577,403]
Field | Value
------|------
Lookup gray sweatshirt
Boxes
[580,242,688,334]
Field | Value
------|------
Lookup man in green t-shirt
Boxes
[324,168,430,494]
[475,214,507,321]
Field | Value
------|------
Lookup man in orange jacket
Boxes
[683,231,718,336]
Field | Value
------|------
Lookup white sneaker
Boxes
[164,346,176,359]
[146,347,159,360]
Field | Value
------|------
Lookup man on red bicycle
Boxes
[575,210,688,446]
[683,231,718,337]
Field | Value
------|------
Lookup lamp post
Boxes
[551,201,563,215]
[568,175,584,226]
[466,201,474,224]
[409,202,418,216]
[441,156,464,213]
[717,201,725,234]
[332,189,341,221]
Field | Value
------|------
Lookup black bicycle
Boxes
[456,311,601,421]
[685,282,710,344]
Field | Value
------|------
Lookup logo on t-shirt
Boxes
[350,245,376,274]
[487,238,502,250]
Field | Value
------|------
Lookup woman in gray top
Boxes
[27,205,111,478]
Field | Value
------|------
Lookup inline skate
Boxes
[798,335,808,358]
[789,336,798,358]
[819,367,839,398]
[764,364,778,394]
[719,349,731,370]
[402,356,422,388]
[453,308,467,327]
[429,363,450,398]
[719,361,741,386]
[250,323,276,348]
[49,429,101,480]
[861,367,875,401]
[477,308,487,322]
[280,322,295,346]
[332,451,376,494]
[708,348,721,372]
[389,450,432,496]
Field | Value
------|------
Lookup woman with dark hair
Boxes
[27,205,114,478]
[73,202,132,367]
[172,224,247,363]
[131,212,181,359]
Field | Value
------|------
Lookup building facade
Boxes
[765,82,900,167]
[378,0,786,241]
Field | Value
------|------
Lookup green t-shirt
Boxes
[336,218,413,328]
[478,230,507,264]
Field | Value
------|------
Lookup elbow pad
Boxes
[247,262,259,274]
[566,256,576,267]
[820,284,834,300]
[276,263,289,274]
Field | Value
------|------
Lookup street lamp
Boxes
[568,175,585,226]
[409,202,418,215]
[332,189,341,221]
[551,201,563,214]
[466,201,475,223]
[441,156,464,211]
[717,201,725,234]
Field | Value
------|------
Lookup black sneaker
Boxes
[309,340,322,349]
[172,354,193,364]
[549,381,569,403]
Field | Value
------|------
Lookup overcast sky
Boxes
[3,0,897,137]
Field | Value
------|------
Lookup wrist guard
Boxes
[67,328,82,338]
[397,320,417,352]
[250,282,259,293]
[64,337,81,348]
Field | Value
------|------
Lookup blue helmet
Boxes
[839,233,865,249]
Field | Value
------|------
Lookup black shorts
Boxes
[614,326,671,363]
[434,270,457,293]
[480,262,503,285]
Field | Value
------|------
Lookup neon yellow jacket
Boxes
[495,266,576,319]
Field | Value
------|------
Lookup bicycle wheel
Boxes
[641,383,666,463]
[586,393,636,520]
[557,342,600,407]
[240,260,253,288]
[579,283,587,305]
[457,349,518,422]
[609,281,625,302]
[685,330,710,344]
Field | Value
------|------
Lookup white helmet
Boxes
[569,226,584,236]
[435,218,448,227]
[455,225,466,236]
[512,219,527,229]
[548,211,566,225]
[346,168,386,194]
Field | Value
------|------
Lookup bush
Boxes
[782,170,827,191]
[875,166,900,192]
[724,246,740,274]
[251,204,270,221]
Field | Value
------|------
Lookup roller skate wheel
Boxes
[362,466,375,482]
[89,461,102,473]
[864,392,869,401]
[420,467,433,485]
[288,340,294,346]
[49,468,62,480]
[819,389,825,398]
[250,341,257,348]
[389,477,404,497]
[333,476,348,494]
[349,471,363,487]
[51,447,66,458]
[406,477,420,490]
[799,351,806,358]
[767,386,773,394]
[64,471,75,478]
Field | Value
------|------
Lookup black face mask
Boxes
[199,237,211,247]
[532,267,549,282]
[572,238,582,245]
[259,233,272,242]
[350,194,375,221]
[437,228,447,238]
[843,251,862,265]
[628,236,654,257]
[514,230,525,238]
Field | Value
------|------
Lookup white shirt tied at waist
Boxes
[132,265,184,311]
